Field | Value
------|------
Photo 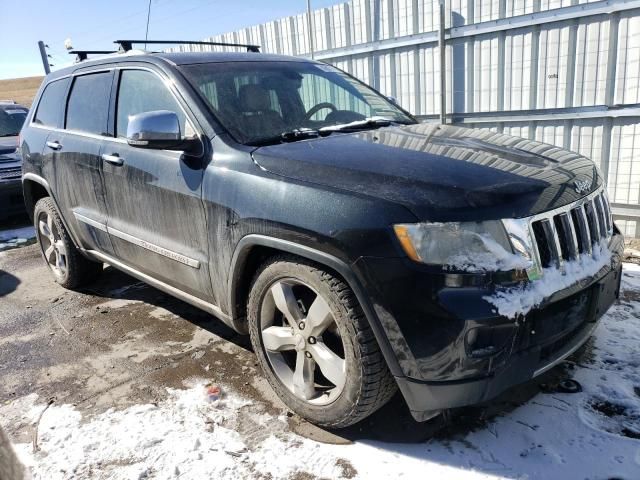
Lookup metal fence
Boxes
[178,0,640,236]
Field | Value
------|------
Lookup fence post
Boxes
[439,0,446,124]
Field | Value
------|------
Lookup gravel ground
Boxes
[0,227,639,479]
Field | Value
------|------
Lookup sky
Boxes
[0,0,344,80]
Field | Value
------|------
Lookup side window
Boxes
[33,78,69,128]
[116,70,188,138]
[66,72,112,135]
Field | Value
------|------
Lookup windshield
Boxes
[181,61,416,145]
[0,107,28,137]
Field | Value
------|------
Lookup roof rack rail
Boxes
[115,39,261,53]
[69,50,118,62]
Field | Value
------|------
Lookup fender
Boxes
[22,173,82,251]
[228,234,403,377]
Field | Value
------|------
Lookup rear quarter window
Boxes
[66,72,113,136]
[33,78,69,128]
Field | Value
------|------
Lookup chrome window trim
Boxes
[29,65,204,153]
[114,65,202,144]
[30,75,71,129]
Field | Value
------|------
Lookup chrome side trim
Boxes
[73,212,108,232]
[73,214,200,269]
[108,226,201,269]
[84,249,230,324]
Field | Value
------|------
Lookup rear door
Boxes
[52,70,115,254]
[101,67,213,301]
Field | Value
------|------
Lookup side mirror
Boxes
[386,96,398,105]
[126,110,201,155]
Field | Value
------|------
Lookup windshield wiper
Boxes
[319,116,406,133]
[0,133,18,137]
[247,128,324,147]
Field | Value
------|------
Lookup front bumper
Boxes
[354,233,624,421]
[0,178,25,219]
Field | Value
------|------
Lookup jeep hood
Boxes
[251,123,602,222]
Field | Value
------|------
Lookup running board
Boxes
[84,249,238,331]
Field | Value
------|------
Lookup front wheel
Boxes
[247,256,397,428]
[34,197,103,289]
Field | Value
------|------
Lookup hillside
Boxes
[0,76,44,107]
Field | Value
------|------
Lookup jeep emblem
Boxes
[574,179,591,195]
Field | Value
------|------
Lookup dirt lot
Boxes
[0,76,43,107]
[0,225,639,479]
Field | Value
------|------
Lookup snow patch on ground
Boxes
[0,226,35,252]
[3,265,640,480]
[484,241,612,318]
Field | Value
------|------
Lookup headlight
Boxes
[393,221,533,273]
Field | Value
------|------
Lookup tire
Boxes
[247,255,397,428]
[33,197,103,289]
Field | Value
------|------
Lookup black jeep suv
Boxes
[20,46,623,427]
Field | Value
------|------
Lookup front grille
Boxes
[530,188,613,268]
[0,167,21,181]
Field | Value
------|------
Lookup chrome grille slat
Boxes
[523,186,611,274]
[593,195,607,239]
[558,213,579,260]
[537,219,562,268]
[574,206,593,255]
[584,201,600,242]
[0,168,21,180]
[600,193,612,233]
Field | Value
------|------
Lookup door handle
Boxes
[101,153,124,166]
[46,141,62,150]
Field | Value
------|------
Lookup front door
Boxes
[101,67,213,301]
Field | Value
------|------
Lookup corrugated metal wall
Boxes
[181,0,640,235]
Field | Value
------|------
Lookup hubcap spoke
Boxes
[306,294,334,336]
[262,326,297,352]
[270,282,304,328]
[39,219,52,240]
[54,240,67,257]
[292,351,316,400]
[44,245,55,263]
[308,342,345,388]
[47,214,55,241]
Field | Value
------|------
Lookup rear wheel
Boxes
[34,197,103,289]
[247,256,397,428]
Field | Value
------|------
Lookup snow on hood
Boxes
[484,241,613,319]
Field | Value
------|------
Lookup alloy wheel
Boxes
[37,211,67,279]
[259,279,347,405]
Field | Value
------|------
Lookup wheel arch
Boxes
[228,234,403,376]
[22,173,81,250]
[22,173,51,221]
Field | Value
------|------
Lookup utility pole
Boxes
[38,41,51,75]
[438,0,446,124]
[306,0,315,59]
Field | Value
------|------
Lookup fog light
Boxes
[444,273,464,287]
